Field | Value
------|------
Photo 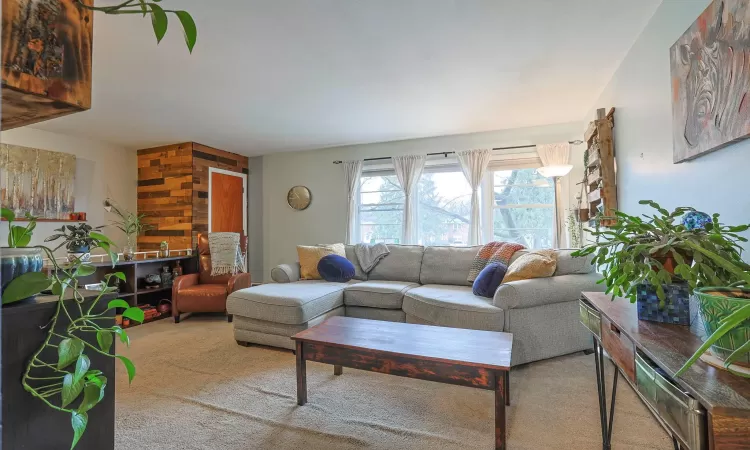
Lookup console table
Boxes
[580,291,750,450]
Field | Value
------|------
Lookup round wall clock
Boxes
[287,186,312,211]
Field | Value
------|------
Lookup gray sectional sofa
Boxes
[227,245,604,366]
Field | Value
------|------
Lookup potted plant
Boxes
[572,201,749,325]
[1,207,44,303]
[2,228,144,448]
[159,240,169,258]
[109,204,150,261]
[46,223,105,262]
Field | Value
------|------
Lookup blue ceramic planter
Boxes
[636,282,691,326]
[1,247,44,303]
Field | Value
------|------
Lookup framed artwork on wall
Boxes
[0,144,76,219]
[670,0,750,163]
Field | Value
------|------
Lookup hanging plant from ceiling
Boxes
[75,0,197,53]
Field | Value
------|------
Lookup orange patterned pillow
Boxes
[502,250,558,283]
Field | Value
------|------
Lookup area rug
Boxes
[115,316,672,449]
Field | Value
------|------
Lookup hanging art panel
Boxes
[0,144,76,219]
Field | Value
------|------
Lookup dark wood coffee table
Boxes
[291,316,513,449]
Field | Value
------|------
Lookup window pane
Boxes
[493,207,554,249]
[359,175,404,244]
[492,168,555,249]
[417,172,471,246]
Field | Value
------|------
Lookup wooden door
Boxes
[209,170,246,233]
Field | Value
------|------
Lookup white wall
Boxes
[262,122,584,281]
[0,127,137,255]
[585,0,749,251]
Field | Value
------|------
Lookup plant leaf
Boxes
[2,271,51,305]
[62,373,85,408]
[106,271,126,282]
[1,207,15,222]
[123,307,145,323]
[76,264,97,277]
[116,355,136,384]
[676,304,750,376]
[174,10,197,53]
[148,3,168,43]
[96,330,114,353]
[77,383,103,414]
[70,411,88,450]
[73,354,91,384]
[107,299,130,310]
[113,326,130,346]
[58,338,85,370]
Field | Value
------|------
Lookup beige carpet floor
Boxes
[115,316,672,450]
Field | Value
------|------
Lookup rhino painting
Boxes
[670,0,750,163]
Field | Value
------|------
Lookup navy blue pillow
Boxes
[472,262,508,298]
[318,254,355,282]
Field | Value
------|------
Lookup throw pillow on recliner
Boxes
[317,254,355,283]
[472,262,507,298]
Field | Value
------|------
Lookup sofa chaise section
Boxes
[226,280,349,350]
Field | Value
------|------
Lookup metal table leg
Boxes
[592,337,619,450]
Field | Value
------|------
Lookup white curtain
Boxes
[342,160,363,244]
[456,149,492,245]
[536,143,572,249]
[392,155,426,244]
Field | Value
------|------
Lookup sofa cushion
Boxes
[402,284,504,331]
[297,245,342,280]
[345,306,406,322]
[343,280,419,309]
[419,245,480,286]
[368,245,424,283]
[554,249,595,275]
[227,280,350,325]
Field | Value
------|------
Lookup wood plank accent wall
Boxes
[191,143,248,246]
[136,142,248,251]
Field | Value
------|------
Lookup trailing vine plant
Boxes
[4,231,144,449]
[74,0,197,53]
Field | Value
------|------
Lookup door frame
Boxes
[207,167,248,236]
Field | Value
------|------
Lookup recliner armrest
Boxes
[270,263,301,283]
[172,273,200,317]
[492,273,604,310]
[228,272,252,293]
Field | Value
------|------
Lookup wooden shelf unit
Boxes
[584,108,618,227]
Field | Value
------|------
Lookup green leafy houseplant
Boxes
[46,223,106,254]
[572,200,749,305]
[75,0,197,53]
[109,203,151,257]
[3,230,144,449]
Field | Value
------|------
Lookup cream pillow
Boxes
[502,249,558,283]
[297,244,346,280]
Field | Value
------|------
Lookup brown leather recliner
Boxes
[172,233,251,323]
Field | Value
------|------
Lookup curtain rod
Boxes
[332,140,583,164]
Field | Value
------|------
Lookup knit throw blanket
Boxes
[467,241,526,283]
[208,232,246,276]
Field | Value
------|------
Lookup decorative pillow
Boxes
[472,262,507,298]
[318,254,355,283]
[297,244,347,279]
[502,250,558,283]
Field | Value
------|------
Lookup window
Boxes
[491,168,554,249]
[417,171,471,246]
[358,174,404,244]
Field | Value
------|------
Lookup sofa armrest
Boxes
[228,272,252,293]
[493,273,604,310]
[172,273,200,317]
[270,263,300,283]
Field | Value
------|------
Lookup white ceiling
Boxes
[32,0,661,156]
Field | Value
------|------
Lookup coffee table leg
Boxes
[495,371,506,450]
[334,365,343,376]
[296,341,307,406]
[505,370,510,406]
